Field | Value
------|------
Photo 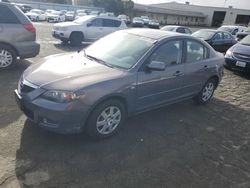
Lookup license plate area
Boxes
[236,61,246,68]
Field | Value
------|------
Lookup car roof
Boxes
[124,28,183,40]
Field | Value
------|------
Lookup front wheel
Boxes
[194,79,216,105]
[86,100,126,139]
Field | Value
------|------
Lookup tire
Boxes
[0,44,17,70]
[60,39,68,44]
[69,32,83,46]
[36,17,39,22]
[86,99,126,139]
[194,78,216,105]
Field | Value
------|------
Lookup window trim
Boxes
[139,39,185,72]
[184,39,210,64]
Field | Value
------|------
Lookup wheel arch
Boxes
[83,94,128,129]
[209,75,220,89]
[0,42,19,57]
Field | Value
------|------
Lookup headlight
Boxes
[225,50,233,58]
[42,90,79,103]
[60,27,68,31]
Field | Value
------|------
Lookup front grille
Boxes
[233,52,250,62]
[21,84,35,93]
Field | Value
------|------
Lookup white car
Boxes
[75,12,87,20]
[47,11,65,23]
[217,25,247,38]
[52,15,127,45]
[25,9,46,21]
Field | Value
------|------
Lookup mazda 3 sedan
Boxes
[15,29,224,139]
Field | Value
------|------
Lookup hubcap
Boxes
[0,49,13,68]
[96,106,121,135]
[202,82,214,102]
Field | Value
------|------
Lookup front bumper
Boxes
[14,89,88,134]
[47,17,59,22]
[225,57,250,72]
[52,30,68,40]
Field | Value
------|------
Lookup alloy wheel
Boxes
[0,49,13,68]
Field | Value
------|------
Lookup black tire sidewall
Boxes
[70,32,83,46]
[86,100,126,139]
[0,44,17,70]
[195,79,216,105]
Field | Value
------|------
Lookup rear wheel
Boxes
[36,16,39,22]
[0,44,17,70]
[69,32,83,46]
[86,100,126,139]
[194,79,216,105]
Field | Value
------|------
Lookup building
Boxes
[133,2,250,27]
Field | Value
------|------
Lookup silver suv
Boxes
[0,2,40,70]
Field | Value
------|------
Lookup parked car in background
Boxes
[25,9,46,22]
[75,12,87,20]
[99,12,115,17]
[192,29,237,53]
[52,15,127,45]
[141,16,149,25]
[225,34,250,72]
[15,29,224,138]
[117,14,130,24]
[217,25,246,38]
[0,2,39,70]
[161,25,192,34]
[65,11,75,21]
[132,17,144,27]
[60,10,67,14]
[15,3,32,13]
[45,9,55,15]
[236,27,250,41]
[47,10,65,23]
[89,10,99,15]
[148,19,160,29]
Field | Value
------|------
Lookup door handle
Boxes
[199,65,208,71]
[173,71,184,77]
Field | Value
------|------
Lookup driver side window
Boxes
[91,18,103,27]
[149,40,183,67]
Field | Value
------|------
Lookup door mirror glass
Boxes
[147,61,166,71]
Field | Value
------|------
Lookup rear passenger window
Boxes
[0,5,20,24]
[103,19,121,27]
[186,40,208,63]
[177,27,185,33]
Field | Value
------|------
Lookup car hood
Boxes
[54,22,78,27]
[23,53,125,91]
[231,43,250,54]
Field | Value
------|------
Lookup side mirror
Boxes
[147,61,166,71]
[87,22,92,27]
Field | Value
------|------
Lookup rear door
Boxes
[182,39,211,96]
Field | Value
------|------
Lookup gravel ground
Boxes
[0,22,250,188]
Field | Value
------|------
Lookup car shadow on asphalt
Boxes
[14,98,250,187]
[54,42,90,52]
[0,60,32,128]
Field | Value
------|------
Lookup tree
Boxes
[92,0,134,15]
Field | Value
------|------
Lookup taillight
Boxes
[23,24,36,33]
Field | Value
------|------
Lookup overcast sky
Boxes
[134,0,250,10]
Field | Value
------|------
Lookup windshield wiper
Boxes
[85,54,114,68]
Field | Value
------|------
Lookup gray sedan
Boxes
[15,29,224,139]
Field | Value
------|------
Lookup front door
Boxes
[136,40,185,111]
[85,18,103,40]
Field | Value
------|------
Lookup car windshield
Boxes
[240,35,250,45]
[85,32,155,69]
[73,16,93,24]
[218,26,234,33]
[66,11,74,15]
[162,26,176,31]
[192,30,216,40]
